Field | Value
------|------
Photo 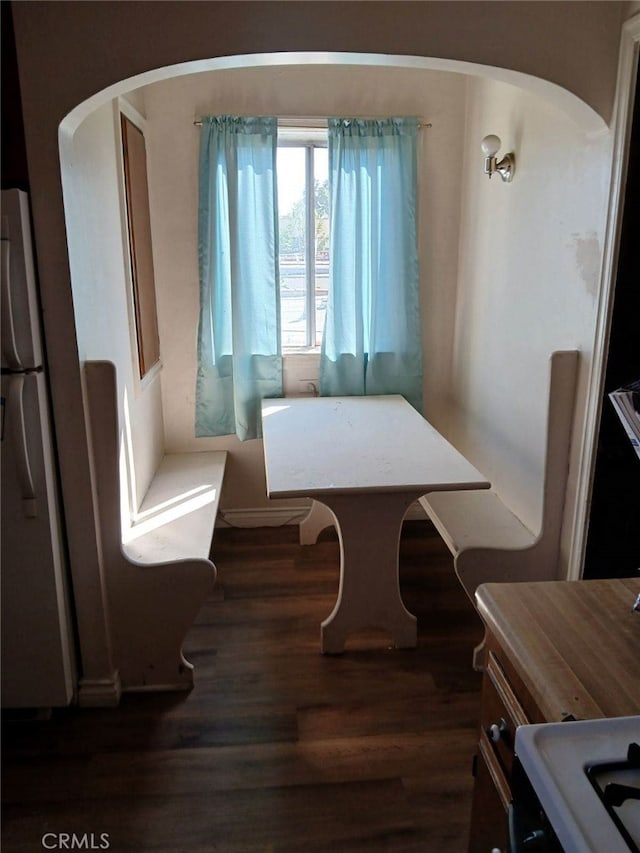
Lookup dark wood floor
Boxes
[2,521,484,852]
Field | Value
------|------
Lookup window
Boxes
[277,134,329,351]
[196,115,422,437]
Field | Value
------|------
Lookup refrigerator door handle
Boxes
[1,238,24,371]
[7,373,38,517]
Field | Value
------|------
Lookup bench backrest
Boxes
[537,349,579,558]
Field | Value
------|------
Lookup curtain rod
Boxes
[193,115,431,128]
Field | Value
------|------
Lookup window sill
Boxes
[282,345,321,356]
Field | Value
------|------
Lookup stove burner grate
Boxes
[586,741,640,853]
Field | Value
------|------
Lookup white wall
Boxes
[63,100,164,512]
[450,77,612,571]
[140,64,468,510]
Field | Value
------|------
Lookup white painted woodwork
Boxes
[261,395,490,653]
[124,452,226,564]
[420,350,578,667]
[262,396,491,497]
[423,490,536,555]
[85,360,224,692]
[299,500,338,545]
[301,497,430,545]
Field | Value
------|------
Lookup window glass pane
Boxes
[277,147,307,348]
[277,142,330,350]
[314,147,329,348]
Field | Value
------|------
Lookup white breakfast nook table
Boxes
[261,395,490,653]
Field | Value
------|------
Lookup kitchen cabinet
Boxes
[467,578,640,853]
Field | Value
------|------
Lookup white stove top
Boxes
[516,716,640,853]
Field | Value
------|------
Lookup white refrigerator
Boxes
[1,188,76,709]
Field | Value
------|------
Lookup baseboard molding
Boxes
[217,505,311,528]
[77,672,122,708]
[217,500,428,529]
[121,682,192,694]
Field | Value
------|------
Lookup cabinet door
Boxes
[480,651,530,784]
[468,743,509,853]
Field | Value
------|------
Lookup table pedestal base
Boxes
[300,500,337,545]
[318,492,418,654]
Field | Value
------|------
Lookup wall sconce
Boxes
[481,135,515,183]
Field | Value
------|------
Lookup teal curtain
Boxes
[196,116,282,441]
[320,117,423,411]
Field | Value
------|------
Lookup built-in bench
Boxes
[124,452,226,565]
[84,361,226,693]
[419,350,578,667]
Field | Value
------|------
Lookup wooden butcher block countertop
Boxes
[476,578,640,723]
